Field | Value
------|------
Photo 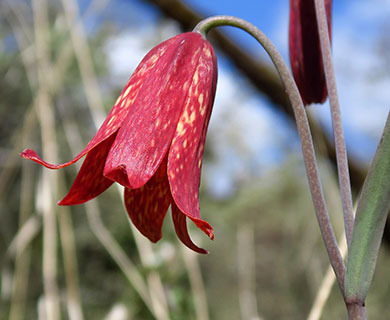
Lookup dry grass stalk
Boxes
[57,192,84,320]
[8,163,36,320]
[59,0,170,317]
[307,234,348,320]
[237,224,263,320]
[181,245,210,320]
[32,0,61,317]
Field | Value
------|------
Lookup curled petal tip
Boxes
[20,148,38,159]
[20,148,73,169]
[57,196,85,206]
[197,248,209,255]
[57,198,80,206]
[20,149,57,168]
[172,204,210,254]
[192,218,214,240]
[148,235,163,243]
[204,225,214,240]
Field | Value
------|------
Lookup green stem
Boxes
[194,15,345,291]
[314,0,354,247]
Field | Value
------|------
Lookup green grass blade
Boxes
[345,112,390,302]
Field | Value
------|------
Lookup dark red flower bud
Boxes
[289,0,332,105]
[21,32,218,254]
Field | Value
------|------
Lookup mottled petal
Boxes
[58,133,117,205]
[168,39,217,239]
[172,203,208,254]
[289,0,332,105]
[104,33,211,189]
[20,37,169,169]
[124,157,171,242]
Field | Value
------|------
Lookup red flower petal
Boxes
[172,203,208,254]
[124,157,171,242]
[168,38,217,239]
[104,33,212,189]
[58,133,117,205]
[20,38,165,169]
[289,0,332,105]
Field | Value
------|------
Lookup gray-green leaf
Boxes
[345,112,390,302]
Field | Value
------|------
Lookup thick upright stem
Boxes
[314,0,354,246]
[347,302,367,320]
[194,15,345,291]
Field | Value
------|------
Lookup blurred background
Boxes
[1,0,389,319]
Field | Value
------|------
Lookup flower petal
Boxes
[20,37,168,169]
[168,39,217,239]
[124,157,171,242]
[58,133,117,205]
[171,203,208,254]
[104,33,211,189]
[289,0,332,105]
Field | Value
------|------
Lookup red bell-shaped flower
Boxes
[21,32,218,254]
[289,0,332,105]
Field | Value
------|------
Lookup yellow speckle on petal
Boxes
[198,159,202,168]
[176,153,180,159]
[198,93,204,104]
[177,122,185,136]
[182,110,189,123]
[155,118,161,128]
[183,139,187,148]
[115,95,122,105]
[123,85,132,98]
[125,99,132,108]
[189,111,195,123]
[151,139,156,147]
[193,70,199,85]
[107,116,116,127]
[204,48,212,58]
[150,54,159,64]
[200,104,206,116]
[183,81,190,91]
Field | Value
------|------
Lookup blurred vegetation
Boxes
[0,1,388,320]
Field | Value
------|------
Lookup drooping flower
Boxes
[289,0,332,105]
[21,32,218,254]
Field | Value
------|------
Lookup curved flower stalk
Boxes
[314,0,354,247]
[21,32,218,254]
[194,16,345,290]
[289,0,332,105]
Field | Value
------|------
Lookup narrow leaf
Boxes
[345,112,390,302]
